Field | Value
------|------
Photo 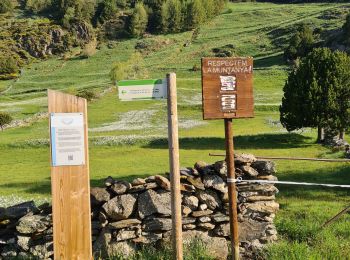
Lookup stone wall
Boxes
[0,154,279,259]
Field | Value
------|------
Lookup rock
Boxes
[132,178,146,186]
[239,219,268,241]
[214,160,227,176]
[182,217,196,224]
[183,224,196,230]
[115,229,137,242]
[2,201,39,220]
[30,242,53,259]
[186,176,205,190]
[257,175,278,181]
[93,228,112,258]
[182,230,228,260]
[213,223,230,237]
[198,222,215,230]
[91,187,111,207]
[17,236,31,251]
[191,210,213,217]
[221,192,229,203]
[144,218,172,232]
[180,183,196,192]
[194,161,208,173]
[251,160,276,175]
[155,175,171,191]
[203,175,227,193]
[237,184,279,195]
[145,176,156,183]
[102,194,137,221]
[16,215,51,234]
[104,176,115,187]
[110,181,131,195]
[99,211,108,227]
[234,153,256,165]
[240,165,259,177]
[198,216,211,223]
[138,190,171,219]
[211,213,229,223]
[133,232,162,244]
[182,195,199,211]
[199,204,208,210]
[180,168,194,177]
[108,241,136,258]
[109,219,141,230]
[244,201,279,214]
[197,190,222,210]
[128,182,158,193]
[247,195,275,202]
[182,206,192,216]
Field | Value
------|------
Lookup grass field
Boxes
[0,2,350,259]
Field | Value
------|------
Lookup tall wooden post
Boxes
[225,119,240,260]
[167,73,183,260]
[48,90,92,260]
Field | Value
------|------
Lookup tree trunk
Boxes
[317,126,324,143]
[339,130,345,140]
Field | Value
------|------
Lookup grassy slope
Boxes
[0,2,350,259]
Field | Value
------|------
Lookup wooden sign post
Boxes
[201,57,254,260]
[48,90,92,260]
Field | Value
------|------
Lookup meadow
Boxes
[0,2,350,259]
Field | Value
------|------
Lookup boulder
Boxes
[91,187,111,207]
[197,190,222,210]
[102,194,137,221]
[132,178,146,186]
[138,189,171,219]
[202,175,227,193]
[2,201,39,220]
[186,176,205,190]
[182,195,199,211]
[240,165,259,177]
[251,160,276,175]
[154,175,171,191]
[16,215,51,234]
[110,181,131,195]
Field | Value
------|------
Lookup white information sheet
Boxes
[50,113,85,167]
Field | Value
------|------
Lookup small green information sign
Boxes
[118,79,167,101]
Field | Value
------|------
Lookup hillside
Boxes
[1,2,350,259]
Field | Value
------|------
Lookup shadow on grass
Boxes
[143,133,313,150]
[254,53,285,68]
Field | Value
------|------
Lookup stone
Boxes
[99,211,108,227]
[109,219,141,230]
[198,216,211,223]
[211,213,229,223]
[132,178,146,186]
[197,190,222,210]
[186,176,205,190]
[145,176,156,183]
[234,153,256,165]
[17,236,31,251]
[128,182,158,193]
[203,175,227,193]
[102,194,137,221]
[194,161,208,173]
[180,183,196,192]
[180,168,194,177]
[239,219,268,241]
[30,242,53,259]
[182,206,192,216]
[183,224,196,230]
[221,192,229,203]
[257,175,278,181]
[182,217,196,224]
[108,241,136,258]
[91,187,111,207]
[244,201,279,214]
[133,232,162,244]
[214,160,227,176]
[16,214,51,234]
[237,184,279,195]
[213,223,230,237]
[182,195,199,210]
[144,218,172,232]
[182,230,228,260]
[104,176,115,187]
[198,222,215,230]
[192,210,213,217]
[2,201,39,220]
[251,160,276,175]
[110,181,131,195]
[247,195,275,202]
[138,189,171,219]
[240,165,259,177]
[116,229,137,241]
[199,204,208,210]
[155,175,171,191]
[93,228,112,258]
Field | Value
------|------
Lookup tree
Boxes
[202,0,215,19]
[161,0,182,33]
[143,0,166,33]
[0,112,13,131]
[280,48,350,142]
[0,57,18,75]
[129,2,148,37]
[186,0,205,30]
[342,13,350,45]
[95,0,117,24]
[25,0,52,13]
[0,0,13,13]
[284,24,315,61]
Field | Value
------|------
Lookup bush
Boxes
[77,89,97,101]
[25,0,52,13]
[0,0,13,13]
[81,38,97,58]
[0,112,13,131]
[0,57,18,76]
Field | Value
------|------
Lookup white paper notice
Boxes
[50,113,85,167]
[220,76,236,91]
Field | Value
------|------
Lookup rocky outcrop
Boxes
[0,154,279,259]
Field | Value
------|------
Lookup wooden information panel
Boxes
[48,90,92,260]
[201,57,254,119]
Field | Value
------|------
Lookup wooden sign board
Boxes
[201,57,254,120]
[48,90,92,260]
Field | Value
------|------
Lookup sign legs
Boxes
[167,73,183,260]
[224,119,240,260]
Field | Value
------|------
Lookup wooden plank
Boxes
[202,57,254,120]
[48,90,92,260]
[167,73,183,260]
[224,119,240,260]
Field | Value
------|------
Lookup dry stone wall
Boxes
[0,154,279,259]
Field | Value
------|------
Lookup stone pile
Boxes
[0,154,279,259]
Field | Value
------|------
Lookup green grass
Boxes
[1,2,350,259]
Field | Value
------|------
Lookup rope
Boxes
[227,177,350,189]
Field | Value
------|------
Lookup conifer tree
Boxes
[161,0,182,33]
[129,2,148,37]
[186,0,205,30]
